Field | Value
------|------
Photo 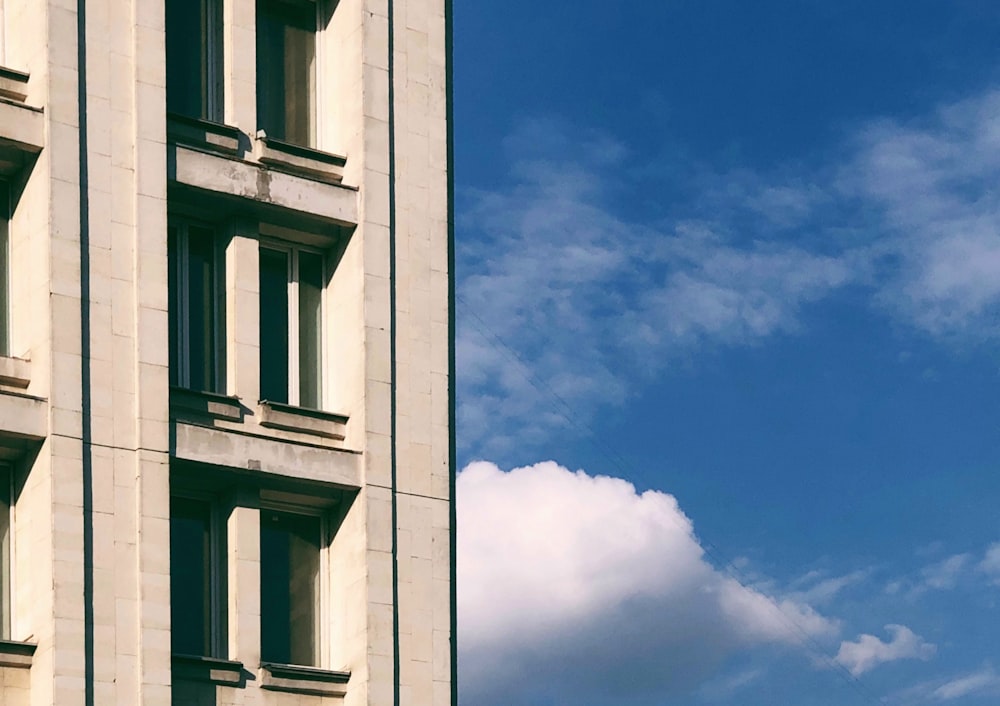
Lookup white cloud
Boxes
[919,553,971,591]
[458,89,1000,461]
[931,667,1000,701]
[458,460,837,705]
[457,120,854,458]
[834,625,936,677]
[789,569,870,605]
[978,542,1000,584]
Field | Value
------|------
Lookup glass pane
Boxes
[0,465,10,640]
[167,225,179,387]
[260,511,321,666]
[298,252,323,409]
[167,0,211,118]
[283,18,316,146]
[0,184,9,358]
[259,248,290,403]
[170,497,212,656]
[186,228,217,392]
[257,0,316,146]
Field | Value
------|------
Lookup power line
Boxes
[456,294,887,705]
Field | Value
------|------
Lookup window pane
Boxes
[260,511,320,666]
[257,0,316,146]
[170,497,212,656]
[0,465,10,640]
[167,226,179,387]
[167,0,222,119]
[260,248,290,403]
[187,228,217,392]
[298,252,323,409]
[0,184,8,358]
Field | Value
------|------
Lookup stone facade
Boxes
[0,0,453,704]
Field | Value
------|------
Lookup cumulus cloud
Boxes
[834,625,935,677]
[458,460,837,705]
[458,88,1000,461]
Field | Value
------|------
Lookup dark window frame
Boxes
[259,240,326,409]
[168,217,226,394]
[256,0,319,147]
[169,491,228,658]
[166,0,224,121]
[258,503,327,667]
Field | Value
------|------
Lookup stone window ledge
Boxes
[260,662,349,697]
[254,132,347,184]
[167,113,242,156]
[0,66,29,103]
[170,387,244,423]
[0,356,30,388]
[258,400,348,441]
[172,654,245,686]
[0,640,36,669]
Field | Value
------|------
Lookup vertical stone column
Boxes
[227,494,260,682]
[225,0,257,143]
[390,0,452,702]
[226,228,260,403]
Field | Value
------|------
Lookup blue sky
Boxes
[452,2,1000,705]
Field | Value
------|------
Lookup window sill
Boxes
[167,113,241,156]
[0,66,29,103]
[0,356,30,388]
[170,387,244,423]
[0,640,36,669]
[259,662,349,697]
[254,132,347,184]
[172,654,245,686]
[258,401,348,441]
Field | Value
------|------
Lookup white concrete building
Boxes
[0,0,454,704]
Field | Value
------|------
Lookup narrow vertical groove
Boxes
[444,0,457,698]
[75,0,95,703]
[386,0,401,702]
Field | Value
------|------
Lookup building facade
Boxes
[0,0,453,704]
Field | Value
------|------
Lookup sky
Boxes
[452,2,1000,705]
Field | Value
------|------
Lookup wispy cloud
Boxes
[978,542,1000,585]
[458,88,1000,461]
[835,625,936,677]
[919,553,972,591]
[931,667,1000,701]
[790,569,871,606]
[458,460,838,705]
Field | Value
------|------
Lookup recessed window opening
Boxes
[260,508,322,666]
[257,0,318,147]
[169,220,225,393]
[259,243,325,408]
[167,0,224,120]
[170,494,225,657]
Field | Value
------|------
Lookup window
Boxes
[0,464,9,640]
[0,182,8,358]
[170,495,225,656]
[260,509,322,666]
[166,0,223,120]
[169,220,224,393]
[257,0,317,146]
[259,245,324,408]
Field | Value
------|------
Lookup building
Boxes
[0,0,454,704]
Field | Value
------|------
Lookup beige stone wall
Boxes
[0,0,451,703]
[390,0,452,702]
